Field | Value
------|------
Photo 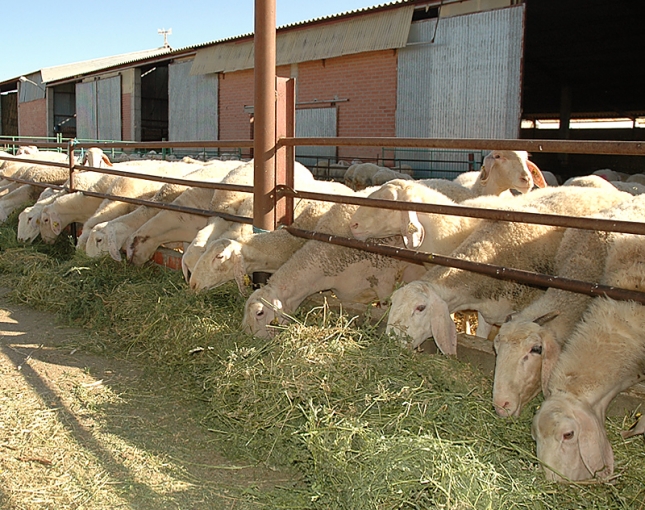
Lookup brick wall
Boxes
[18,99,48,137]
[297,50,398,162]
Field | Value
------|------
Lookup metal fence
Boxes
[2,136,645,304]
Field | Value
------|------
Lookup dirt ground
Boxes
[0,287,297,509]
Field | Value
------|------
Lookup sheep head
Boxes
[385,281,457,355]
[532,395,614,482]
[242,287,285,338]
[189,239,243,293]
[481,150,546,195]
[492,311,560,417]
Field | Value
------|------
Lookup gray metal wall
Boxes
[295,107,337,166]
[168,60,218,141]
[396,5,524,141]
[75,76,122,140]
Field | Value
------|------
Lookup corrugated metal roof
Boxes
[190,4,414,75]
[39,47,173,83]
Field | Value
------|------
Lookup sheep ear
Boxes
[572,406,614,479]
[401,210,424,248]
[540,334,561,396]
[106,230,123,261]
[621,415,645,439]
[528,161,547,188]
[102,154,113,167]
[534,311,559,326]
[427,294,458,355]
[479,164,491,185]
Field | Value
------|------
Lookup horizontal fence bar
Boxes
[279,137,645,156]
[276,186,645,235]
[285,226,645,305]
[4,137,645,156]
[0,155,71,168]
[69,189,253,224]
[0,140,255,151]
[71,163,255,194]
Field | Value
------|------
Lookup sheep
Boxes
[74,158,231,251]
[349,179,504,252]
[609,180,645,195]
[344,163,412,190]
[16,187,65,243]
[562,174,618,190]
[451,150,546,197]
[181,179,354,283]
[592,168,622,181]
[241,188,428,339]
[83,164,242,260]
[126,160,315,266]
[384,185,632,355]
[179,196,256,278]
[626,173,645,185]
[0,150,72,200]
[491,210,620,417]
[532,194,645,481]
[188,198,337,293]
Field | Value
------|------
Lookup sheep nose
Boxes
[494,401,512,417]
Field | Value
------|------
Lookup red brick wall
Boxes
[218,67,292,157]
[18,99,48,137]
[217,51,398,162]
[121,92,131,141]
[297,50,398,162]
[218,69,254,152]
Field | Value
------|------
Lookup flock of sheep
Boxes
[1,145,645,483]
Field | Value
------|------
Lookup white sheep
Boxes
[562,174,618,190]
[241,188,428,339]
[16,187,65,243]
[181,179,354,283]
[188,198,337,293]
[385,185,632,355]
[447,150,546,198]
[126,160,315,266]
[74,158,226,251]
[84,161,247,260]
[344,163,412,190]
[491,207,623,417]
[532,194,645,481]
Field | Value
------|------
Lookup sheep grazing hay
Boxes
[1,214,645,507]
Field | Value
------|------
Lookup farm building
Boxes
[0,0,643,178]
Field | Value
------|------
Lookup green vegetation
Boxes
[1,211,644,509]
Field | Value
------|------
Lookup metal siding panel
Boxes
[295,107,337,165]
[397,5,524,142]
[75,81,97,140]
[97,76,122,141]
[18,72,46,103]
[191,7,414,75]
[169,60,218,141]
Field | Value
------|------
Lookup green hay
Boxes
[1,218,645,509]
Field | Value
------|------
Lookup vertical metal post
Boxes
[67,139,78,242]
[253,0,277,233]
[275,77,296,227]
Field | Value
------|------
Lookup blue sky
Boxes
[0,0,382,82]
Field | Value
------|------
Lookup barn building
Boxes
[0,0,643,178]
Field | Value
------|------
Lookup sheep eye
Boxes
[563,431,574,441]
[215,254,223,260]
[256,310,264,318]
[415,305,426,313]
[530,345,543,355]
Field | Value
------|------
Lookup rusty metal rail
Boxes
[277,186,645,235]
[278,137,645,156]
[285,226,645,305]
